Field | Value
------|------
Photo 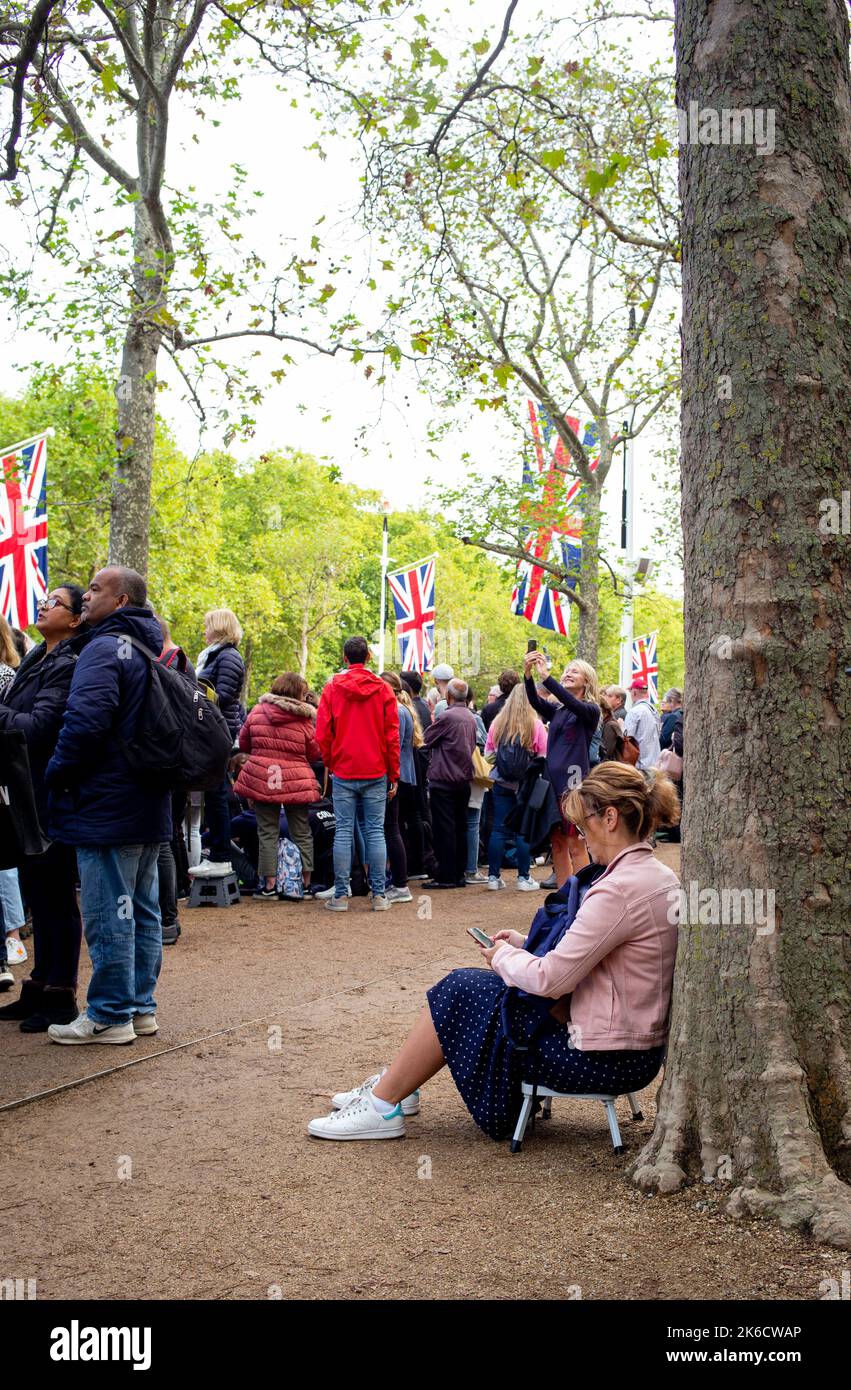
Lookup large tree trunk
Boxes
[576,487,601,665]
[632,0,851,1247]
[108,139,164,575]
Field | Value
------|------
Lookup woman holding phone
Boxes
[523,649,600,883]
[307,763,680,1142]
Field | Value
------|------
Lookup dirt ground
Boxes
[0,846,842,1301]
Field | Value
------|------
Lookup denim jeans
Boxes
[77,844,162,1026]
[0,868,25,933]
[488,784,531,879]
[465,804,482,876]
[331,775,387,897]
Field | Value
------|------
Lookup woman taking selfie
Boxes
[307,763,680,1141]
[523,649,600,883]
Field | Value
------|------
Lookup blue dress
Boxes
[427,968,664,1142]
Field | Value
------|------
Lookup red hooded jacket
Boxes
[315,664,400,782]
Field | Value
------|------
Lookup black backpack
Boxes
[495,735,533,784]
[119,637,233,791]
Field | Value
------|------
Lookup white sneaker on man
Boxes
[331,1070,420,1116]
[322,896,348,912]
[516,876,541,891]
[308,1091,405,1141]
[133,1013,159,1036]
[487,876,506,890]
[384,886,413,903]
[465,871,488,884]
[48,1012,136,1045]
[314,884,352,900]
[4,937,27,965]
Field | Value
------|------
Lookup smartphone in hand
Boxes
[467,926,495,948]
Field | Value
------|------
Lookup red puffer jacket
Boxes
[233,695,321,805]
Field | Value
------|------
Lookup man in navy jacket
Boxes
[45,567,170,1045]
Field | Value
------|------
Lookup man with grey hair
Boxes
[422,678,476,888]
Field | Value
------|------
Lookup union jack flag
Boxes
[0,434,48,628]
[631,631,659,705]
[510,401,601,633]
[387,555,436,672]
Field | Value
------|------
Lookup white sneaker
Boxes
[133,1014,159,1036]
[331,1070,420,1116]
[517,876,541,891]
[188,860,233,878]
[322,896,348,913]
[48,1011,136,1045]
[372,895,391,911]
[487,876,506,890]
[314,884,352,900]
[308,1091,406,1141]
[465,872,488,884]
[384,886,413,903]
[4,937,27,965]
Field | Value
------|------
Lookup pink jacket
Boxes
[484,720,548,758]
[491,842,680,1050]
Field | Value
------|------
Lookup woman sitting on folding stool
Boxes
[307,763,681,1142]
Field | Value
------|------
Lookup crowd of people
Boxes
[0,568,684,1152]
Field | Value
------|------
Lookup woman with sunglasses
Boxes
[307,762,681,1142]
[0,586,86,1031]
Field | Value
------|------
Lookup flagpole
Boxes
[378,501,389,672]
[0,426,55,457]
[618,415,636,693]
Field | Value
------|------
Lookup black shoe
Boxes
[21,988,78,1033]
[0,965,13,992]
[0,979,44,1019]
[422,880,456,890]
[257,886,278,899]
[162,921,181,946]
[539,872,557,889]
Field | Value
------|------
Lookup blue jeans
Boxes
[487,785,531,879]
[77,845,162,1026]
[466,804,482,876]
[331,775,387,897]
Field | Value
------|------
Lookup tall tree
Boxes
[362,27,680,661]
[0,0,400,573]
[632,0,851,1247]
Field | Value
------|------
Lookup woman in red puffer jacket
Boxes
[234,672,321,897]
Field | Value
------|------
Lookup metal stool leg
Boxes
[510,1091,535,1154]
[603,1099,625,1155]
[626,1091,644,1123]
[541,1097,553,1120]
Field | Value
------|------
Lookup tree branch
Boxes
[461,535,588,611]
[1,0,58,181]
[427,0,520,158]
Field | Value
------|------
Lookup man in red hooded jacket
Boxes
[315,636,400,912]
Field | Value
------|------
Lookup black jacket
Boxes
[0,637,80,827]
[505,755,563,854]
[197,643,245,738]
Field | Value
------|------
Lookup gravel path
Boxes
[1,850,841,1301]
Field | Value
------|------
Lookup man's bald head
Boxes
[82,566,147,626]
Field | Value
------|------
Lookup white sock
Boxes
[370,1087,398,1115]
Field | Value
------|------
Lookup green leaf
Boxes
[539,149,566,171]
[402,104,420,130]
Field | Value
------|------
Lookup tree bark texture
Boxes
[633,0,851,1248]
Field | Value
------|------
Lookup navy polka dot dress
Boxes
[427,968,664,1142]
